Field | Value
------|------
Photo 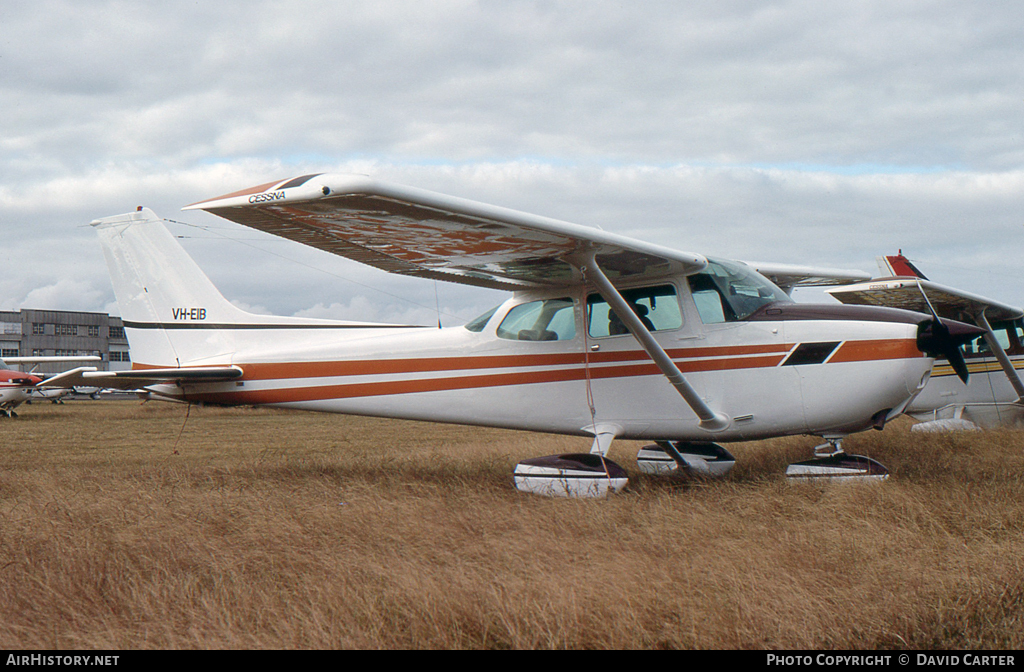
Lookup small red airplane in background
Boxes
[0,356,101,417]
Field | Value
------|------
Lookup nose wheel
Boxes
[786,437,889,482]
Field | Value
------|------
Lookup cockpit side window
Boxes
[496,298,577,341]
[687,258,792,324]
[962,319,1021,358]
[587,285,682,338]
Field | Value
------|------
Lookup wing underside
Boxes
[185,174,708,290]
[828,278,1023,324]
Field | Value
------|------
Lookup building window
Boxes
[55,324,78,336]
[109,326,125,339]
[109,351,131,362]
[32,323,46,335]
[88,325,100,337]
[1,348,19,358]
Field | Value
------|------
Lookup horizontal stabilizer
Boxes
[39,366,244,391]
[35,366,100,388]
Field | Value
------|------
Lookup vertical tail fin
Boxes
[876,251,928,279]
[91,207,257,367]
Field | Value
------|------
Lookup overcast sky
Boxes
[2,0,1022,326]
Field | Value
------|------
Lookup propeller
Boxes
[914,281,973,384]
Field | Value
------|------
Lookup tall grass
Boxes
[1,401,1022,649]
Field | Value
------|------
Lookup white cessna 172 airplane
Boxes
[829,253,1024,431]
[58,175,984,495]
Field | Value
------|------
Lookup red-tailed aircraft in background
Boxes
[829,252,1024,431]
[58,176,983,494]
[0,356,101,417]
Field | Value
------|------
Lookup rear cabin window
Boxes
[496,298,577,341]
[587,285,683,338]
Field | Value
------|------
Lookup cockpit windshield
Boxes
[687,258,792,323]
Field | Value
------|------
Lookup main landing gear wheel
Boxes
[636,441,736,478]
[785,437,889,482]
[513,453,628,498]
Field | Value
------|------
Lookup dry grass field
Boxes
[1,399,1022,649]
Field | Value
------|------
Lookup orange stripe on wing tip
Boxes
[184,179,284,208]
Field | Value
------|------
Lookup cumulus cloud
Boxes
[17,279,105,312]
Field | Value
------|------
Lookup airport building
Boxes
[0,309,131,374]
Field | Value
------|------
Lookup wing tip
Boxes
[182,173,377,211]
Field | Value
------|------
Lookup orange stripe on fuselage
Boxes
[828,339,923,363]
[182,354,794,405]
[219,342,794,382]
[173,339,919,406]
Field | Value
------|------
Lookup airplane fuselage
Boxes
[133,286,934,443]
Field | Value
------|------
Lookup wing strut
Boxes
[974,310,1024,404]
[580,253,729,431]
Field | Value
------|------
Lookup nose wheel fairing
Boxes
[785,453,889,482]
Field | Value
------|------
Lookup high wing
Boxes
[745,261,871,293]
[39,366,244,391]
[184,173,709,289]
[827,278,1024,324]
[182,174,886,433]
